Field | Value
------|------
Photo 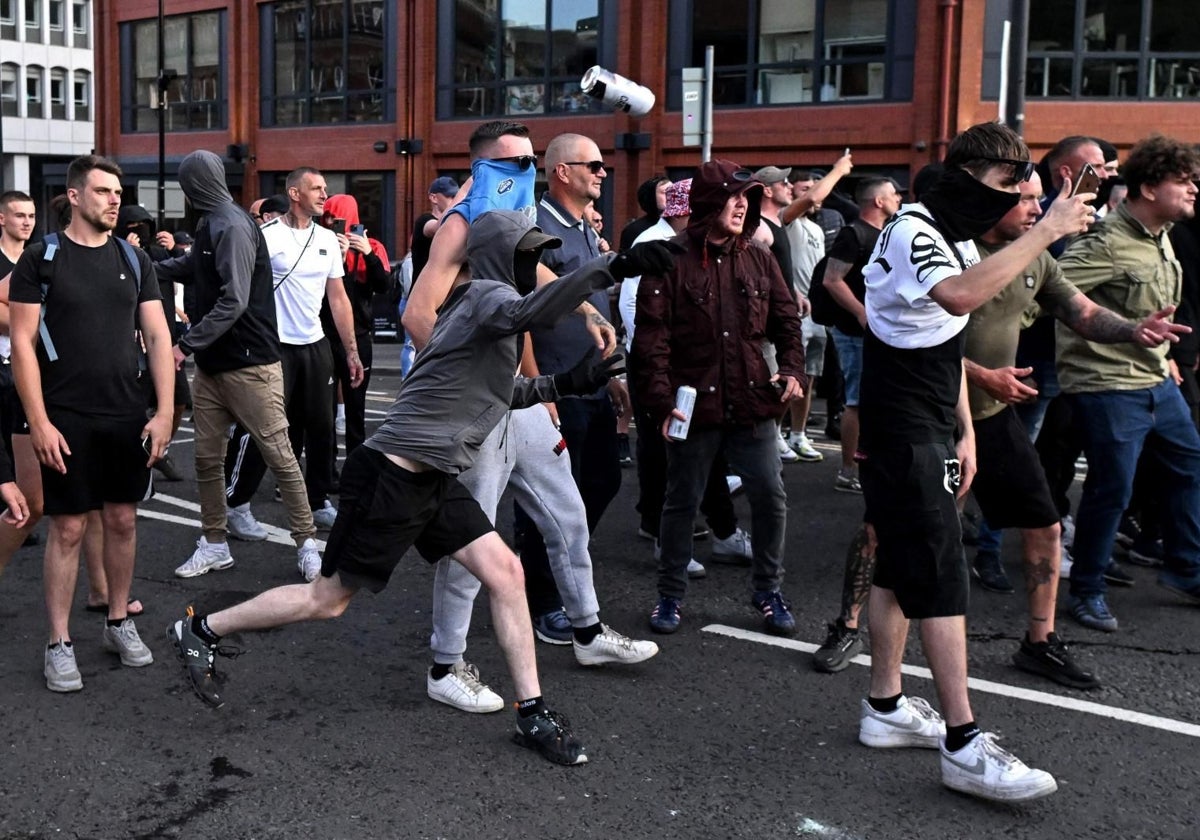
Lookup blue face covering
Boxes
[443,158,537,226]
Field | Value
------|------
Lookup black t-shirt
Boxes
[760,217,794,288]
[10,236,160,417]
[825,219,881,337]
[410,212,437,287]
[0,251,15,278]
[859,327,965,452]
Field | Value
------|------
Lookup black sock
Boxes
[573,622,602,645]
[106,618,126,628]
[516,696,545,718]
[191,615,220,645]
[945,721,981,753]
[48,639,72,650]
[867,693,902,713]
[429,662,452,680]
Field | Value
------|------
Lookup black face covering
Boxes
[920,168,1022,242]
[513,249,540,296]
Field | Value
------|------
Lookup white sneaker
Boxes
[1060,546,1073,579]
[297,538,322,581]
[574,624,660,666]
[726,474,744,495]
[859,695,946,749]
[1060,514,1075,550]
[426,662,504,713]
[941,732,1058,802]
[312,500,338,530]
[335,415,346,436]
[687,558,707,579]
[227,503,269,541]
[44,639,82,692]
[101,618,154,667]
[776,434,800,463]
[175,537,235,578]
[789,432,824,462]
[711,527,753,563]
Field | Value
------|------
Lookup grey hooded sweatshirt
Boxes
[155,150,280,374]
[366,210,614,474]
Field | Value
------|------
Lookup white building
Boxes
[0,0,94,200]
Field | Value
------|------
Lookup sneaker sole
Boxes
[511,732,588,765]
[833,485,862,494]
[762,621,797,637]
[942,769,1058,802]
[228,529,269,542]
[167,625,225,709]
[710,553,751,566]
[858,729,942,749]
[427,686,504,714]
[102,640,154,667]
[574,644,659,667]
[795,453,824,462]
[534,630,574,646]
[175,558,235,579]
[687,565,707,579]
[45,672,83,692]
[1011,650,1100,690]
[1071,612,1119,633]
[648,619,680,634]
[812,640,863,674]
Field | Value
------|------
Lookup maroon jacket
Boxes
[631,159,805,430]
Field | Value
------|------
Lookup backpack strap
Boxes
[38,233,60,362]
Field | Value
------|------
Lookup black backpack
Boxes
[808,255,839,327]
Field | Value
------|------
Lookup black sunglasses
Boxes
[565,160,606,174]
[981,158,1036,182]
[492,155,538,171]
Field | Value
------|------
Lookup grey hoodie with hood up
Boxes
[155,150,280,374]
[366,210,614,474]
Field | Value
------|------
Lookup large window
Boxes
[436,0,615,119]
[72,0,88,48]
[259,0,393,126]
[1027,0,1200,99]
[261,171,395,254]
[48,0,64,45]
[666,0,914,108]
[1,0,15,40]
[121,12,226,132]
[49,66,66,119]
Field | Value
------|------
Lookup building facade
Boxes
[87,0,1200,253]
[0,0,96,204]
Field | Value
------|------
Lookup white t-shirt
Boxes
[618,217,676,351]
[863,203,977,350]
[261,218,345,345]
[785,215,824,296]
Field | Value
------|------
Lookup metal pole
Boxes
[1004,0,1030,135]
[156,0,166,228]
[701,46,714,163]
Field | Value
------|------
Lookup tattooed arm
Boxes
[1051,292,1190,347]
[577,300,618,358]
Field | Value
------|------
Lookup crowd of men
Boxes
[0,119,1197,802]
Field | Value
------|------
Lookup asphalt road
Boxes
[2,344,1198,840]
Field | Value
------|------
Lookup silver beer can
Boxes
[667,386,697,441]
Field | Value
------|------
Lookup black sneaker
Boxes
[1103,560,1135,587]
[1115,514,1142,549]
[1012,632,1100,690]
[513,708,588,765]
[812,619,863,673]
[168,609,241,708]
[154,452,184,482]
[616,433,632,467]
[971,550,1014,594]
[1126,538,1164,568]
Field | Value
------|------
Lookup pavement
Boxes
[2,344,1199,839]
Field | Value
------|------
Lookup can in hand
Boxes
[667,385,697,441]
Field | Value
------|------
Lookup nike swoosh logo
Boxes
[944,754,987,775]
[877,713,927,733]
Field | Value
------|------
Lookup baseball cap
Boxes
[752,166,791,185]
[173,231,194,245]
[516,227,562,252]
[662,179,692,218]
[429,176,459,197]
[260,194,289,216]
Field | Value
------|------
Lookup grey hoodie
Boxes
[366,210,614,474]
[155,150,280,373]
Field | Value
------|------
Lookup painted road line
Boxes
[703,624,1200,739]
[143,493,326,550]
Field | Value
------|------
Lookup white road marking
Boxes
[142,493,327,550]
[703,624,1200,739]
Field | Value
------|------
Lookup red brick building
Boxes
[92,0,1200,252]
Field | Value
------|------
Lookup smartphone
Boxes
[141,436,152,455]
[843,147,851,157]
[1070,163,1101,198]
[330,218,347,235]
[350,223,365,237]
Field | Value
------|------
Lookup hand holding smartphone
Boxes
[1070,163,1101,198]
[350,223,365,237]
[330,218,347,235]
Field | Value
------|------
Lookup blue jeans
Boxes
[659,420,787,600]
[1069,379,1200,598]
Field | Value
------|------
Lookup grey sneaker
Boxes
[227,503,268,541]
[312,501,338,530]
[427,662,504,713]
[175,537,235,579]
[44,639,83,692]
[859,695,945,749]
[297,538,322,581]
[711,527,753,563]
[102,618,154,667]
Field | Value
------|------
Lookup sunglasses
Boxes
[565,160,606,174]
[981,158,1036,182]
[492,155,538,171]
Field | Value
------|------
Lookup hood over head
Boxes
[117,203,153,234]
[636,176,670,219]
[685,159,763,245]
[324,194,361,227]
[467,210,562,296]
[178,150,234,214]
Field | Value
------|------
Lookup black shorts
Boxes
[321,446,494,593]
[861,441,967,619]
[971,407,1058,530]
[174,366,193,409]
[41,409,154,516]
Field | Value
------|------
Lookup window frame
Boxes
[434,0,617,120]
[72,0,88,48]
[0,62,19,116]
[26,64,43,118]
[73,69,89,120]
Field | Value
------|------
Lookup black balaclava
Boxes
[920,167,1022,242]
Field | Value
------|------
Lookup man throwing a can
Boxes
[632,160,805,635]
